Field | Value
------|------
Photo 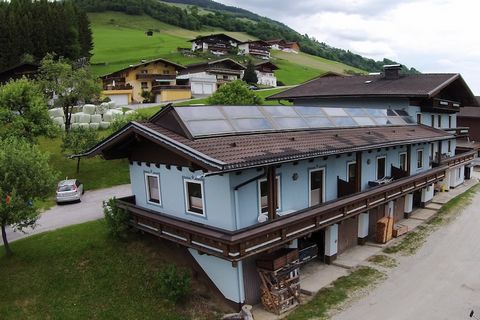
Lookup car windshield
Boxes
[58,184,74,192]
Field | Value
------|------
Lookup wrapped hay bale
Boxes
[89,123,100,130]
[124,110,136,115]
[102,112,113,122]
[79,123,90,130]
[53,116,64,126]
[82,104,96,115]
[91,114,102,123]
[48,107,64,118]
[60,124,66,131]
[71,113,80,123]
[77,113,91,124]
[104,109,123,122]
[96,103,109,115]
[107,101,116,109]
[99,121,110,129]
[71,123,80,130]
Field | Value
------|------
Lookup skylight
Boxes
[174,106,415,137]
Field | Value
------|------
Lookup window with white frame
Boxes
[457,167,462,179]
[399,152,407,171]
[376,156,386,179]
[259,176,280,213]
[184,179,205,216]
[417,149,424,169]
[145,173,161,205]
[309,169,325,206]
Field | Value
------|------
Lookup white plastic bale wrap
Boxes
[77,113,91,124]
[90,114,102,123]
[71,123,80,130]
[48,108,64,118]
[82,104,96,115]
[79,123,90,129]
[124,110,136,115]
[89,123,100,130]
[71,113,80,123]
[53,116,64,126]
[96,102,109,115]
[99,122,110,129]
[107,101,116,109]
[103,109,123,122]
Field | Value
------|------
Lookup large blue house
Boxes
[81,65,477,308]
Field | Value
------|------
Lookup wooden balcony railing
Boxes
[440,149,476,167]
[443,127,469,138]
[117,166,448,263]
[136,74,176,80]
[102,84,133,91]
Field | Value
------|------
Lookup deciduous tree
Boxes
[61,127,99,174]
[0,137,57,256]
[0,77,56,140]
[207,80,262,105]
[38,54,101,131]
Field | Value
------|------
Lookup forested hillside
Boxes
[0,0,92,71]
[74,0,420,74]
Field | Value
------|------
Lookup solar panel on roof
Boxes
[173,105,415,137]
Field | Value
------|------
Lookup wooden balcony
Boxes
[136,74,176,81]
[102,84,133,91]
[117,166,447,264]
[443,127,469,138]
[439,149,476,167]
[151,84,191,93]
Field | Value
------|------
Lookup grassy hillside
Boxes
[89,11,365,83]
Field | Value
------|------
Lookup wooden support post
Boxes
[267,166,277,221]
[438,140,443,163]
[355,151,362,192]
[406,145,411,175]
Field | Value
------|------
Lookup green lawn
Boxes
[38,135,130,191]
[0,220,228,319]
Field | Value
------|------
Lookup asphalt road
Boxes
[333,189,480,320]
[1,184,131,245]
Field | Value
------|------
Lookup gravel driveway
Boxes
[1,184,131,245]
[333,189,480,320]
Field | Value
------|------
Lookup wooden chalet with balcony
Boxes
[190,33,241,56]
[238,40,271,60]
[100,58,191,105]
[177,58,246,96]
[78,64,477,312]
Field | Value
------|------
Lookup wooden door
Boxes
[369,204,385,239]
[243,257,261,305]
[338,216,358,254]
[393,197,405,222]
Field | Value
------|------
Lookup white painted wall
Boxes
[325,224,338,257]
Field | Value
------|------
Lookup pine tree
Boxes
[242,60,258,85]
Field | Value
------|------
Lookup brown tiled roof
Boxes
[267,73,461,100]
[458,106,480,118]
[136,122,452,171]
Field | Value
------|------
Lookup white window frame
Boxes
[376,156,387,180]
[399,152,407,171]
[145,173,162,206]
[258,176,281,214]
[457,167,462,179]
[184,179,206,217]
[309,168,326,206]
[346,161,356,182]
[417,149,424,169]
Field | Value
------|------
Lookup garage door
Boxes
[192,82,215,95]
[108,94,129,106]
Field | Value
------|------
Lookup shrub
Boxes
[277,80,285,86]
[207,80,262,105]
[109,111,150,132]
[103,197,130,239]
[156,265,191,304]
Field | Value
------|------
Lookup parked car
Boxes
[56,179,84,203]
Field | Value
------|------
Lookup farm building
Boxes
[79,65,477,313]
[190,33,241,56]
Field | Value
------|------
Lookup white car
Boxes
[56,179,84,203]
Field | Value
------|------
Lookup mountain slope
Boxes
[89,11,365,84]
[76,0,418,74]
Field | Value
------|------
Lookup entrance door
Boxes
[369,204,385,239]
[309,169,324,206]
[393,197,405,222]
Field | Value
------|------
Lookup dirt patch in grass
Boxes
[384,183,480,255]
[287,266,385,320]
[368,254,398,268]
